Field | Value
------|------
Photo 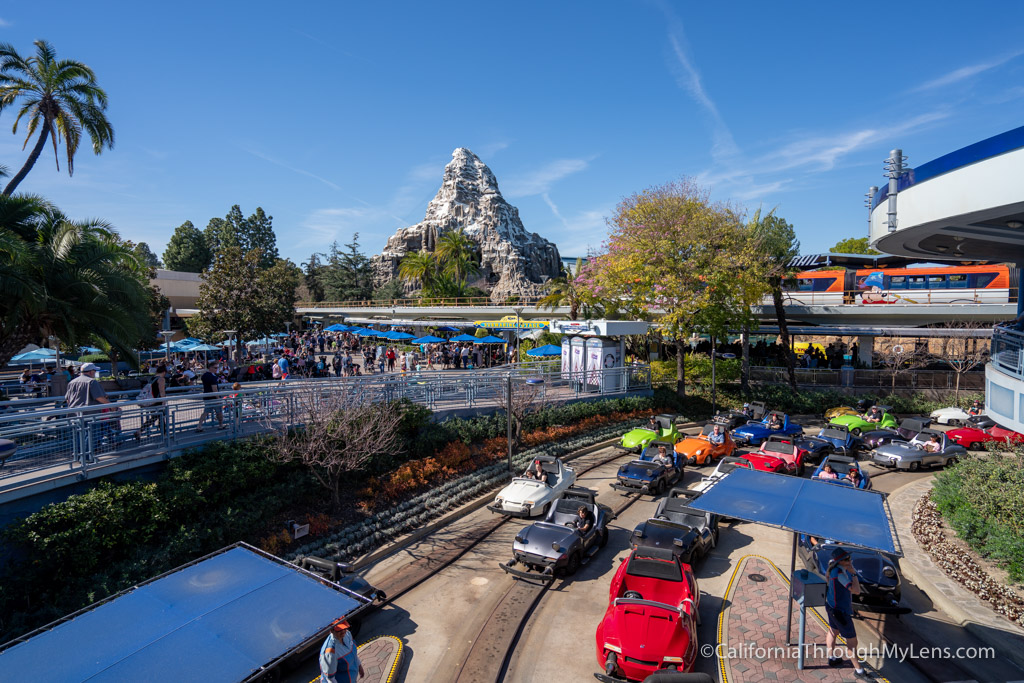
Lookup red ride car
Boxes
[739,435,807,476]
[595,546,700,682]
[947,424,1024,450]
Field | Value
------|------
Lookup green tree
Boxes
[203,205,279,267]
[398,250,438,292]
[536,258,587,320]
[129,241,161,269]
[748,209,800,391]
[372,279,406,301]
[189,248,299,360]
[436,228,480,283]
[320,235,373,301]
[0,40,114,195]
[162,220,211,272]
[0,195,152,368]
[301,252,326,301]
[830,236,879,255]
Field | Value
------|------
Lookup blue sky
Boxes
[2,1,1023,265]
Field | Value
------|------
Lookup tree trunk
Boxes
[740,326,750,393]
[4,116,53,196]
[771,284,798,391]
[711,335,717,414]
[675,338,686,398]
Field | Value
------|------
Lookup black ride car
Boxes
[713,400,766,430]
[610,440,682,495]
[630,488,719,566]
[501,487,613,580]
[860,417,932,451]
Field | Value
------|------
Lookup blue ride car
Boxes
[610,440,681,495]
[810,453,872,489]
[796,423,863,462]
[731,410,803,447]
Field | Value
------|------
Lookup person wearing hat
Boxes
[824,547,867,677]
[65,363,110,409]
[319,618,363,683]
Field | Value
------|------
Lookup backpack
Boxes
[137,379,156,406]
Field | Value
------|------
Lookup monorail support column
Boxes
[856,336,874,368]
[1017,263,1024,318]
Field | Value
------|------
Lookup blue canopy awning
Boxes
[324,324,347,332]
[684,468,900,555]
[474,335,507,344]
[413,335,446,344]
[527,344,562,357]
[451,334,479,342]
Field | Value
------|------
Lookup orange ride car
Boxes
[675,421,735,466]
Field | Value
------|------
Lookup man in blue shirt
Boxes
[708,424,725,446]
[824,547,868,677]
[319,618,363,683]
[277,355,289,380]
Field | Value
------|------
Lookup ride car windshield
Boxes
[820,427,848,440]
[626,555,683,582]
[658,499,705,527]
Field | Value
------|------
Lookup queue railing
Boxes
[0,364,651,489]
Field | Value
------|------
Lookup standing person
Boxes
[386,347,396,372]
[196,361,227,432]
[277,354,289,380]
[319,618,363,683]
[65,363,110,409]
[133,364,167,439]
[824,547,867,677]
[461,345,470,369]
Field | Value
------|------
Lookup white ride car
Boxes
[929,406,974,426]
[487,456,576,518]
[690,456,752,494]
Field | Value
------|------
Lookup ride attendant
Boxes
[319,618,363,683]
[824,548,867,677]
[575,505,595,533]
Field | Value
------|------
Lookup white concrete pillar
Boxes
[856,336,874,368]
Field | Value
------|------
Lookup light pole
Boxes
[160,330,174,362]
[224,330,237,363]
[513,306,524,364]
[284,321,292,335]
[506,373,514,475]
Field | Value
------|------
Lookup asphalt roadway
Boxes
[284,423,1023,683]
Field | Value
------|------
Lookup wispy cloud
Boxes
[476,141,510,158]
[550,207,611,257]
[913,51,1024,92]
[242,146,343,192]
[503,158,590,197]
[657,1,737,163]
[0,18,11,28]
[298,207,381,249]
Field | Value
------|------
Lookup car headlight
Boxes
[695,449,704,456]
[604,643,621,654]
[663,656,684,664]
[523,500,534,507]
[495,497,503,505]
[882,566,897,579]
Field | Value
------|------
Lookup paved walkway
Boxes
[889,477,1024,674]
[720,555,888,683]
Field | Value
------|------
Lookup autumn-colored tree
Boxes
[578,179,764,397]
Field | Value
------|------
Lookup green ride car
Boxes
[620,414,680,452]
[830,405,897,435]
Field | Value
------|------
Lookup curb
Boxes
[351,435,624,571]
[889,476,1024,672]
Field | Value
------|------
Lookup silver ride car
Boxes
[872,429,966,471]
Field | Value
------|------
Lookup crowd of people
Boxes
[688,338,859,369]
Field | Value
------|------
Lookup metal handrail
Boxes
[296,296,546,309]
[0,365,651,488]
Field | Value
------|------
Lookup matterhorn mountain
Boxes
[371,148,562,300]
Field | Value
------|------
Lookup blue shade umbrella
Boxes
[376,330,395,339]
[413,335,446,344]
[436,326,461,332]
[474,335,507,344]
[390,332,415,340]
[527,344,563,357]
[451,334,479,342]
[78,345,103,354]
[187,344,223,352]
[10,348,59,364]
[324,324,347,332]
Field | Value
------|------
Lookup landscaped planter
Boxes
[286,419,647,564]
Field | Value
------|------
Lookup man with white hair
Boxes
[65,363,109,409]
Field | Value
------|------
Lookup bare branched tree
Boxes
[271,390,407,508]
[495,377,544,449]
[876,337,928,392]
[932,321,990,399]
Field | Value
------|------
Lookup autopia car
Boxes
[487,456,576,517]
[501,488,612,579]
[946,423,1024,450]
[798,537,904,612]
[630,488,719,566]
[731,410,803,446]
[619,414,680,452]
[611,441,682,495]
[595,546,700,682]
[872,430,966,471]
[740,435,807,476]
[674,420,736,466]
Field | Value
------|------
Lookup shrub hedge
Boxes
[931,453,1024,583]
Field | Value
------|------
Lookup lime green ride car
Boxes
[829,405,898,435]
[619,414,680,452]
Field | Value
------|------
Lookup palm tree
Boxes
[536,258,585,319]
[436,228,480,284]
[0,195,151,368]
[748,208,800,391]
[398,250,437,292]
[0,40,114,195]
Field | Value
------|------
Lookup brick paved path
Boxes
[356,635,403,682]
[721,556,874,682]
